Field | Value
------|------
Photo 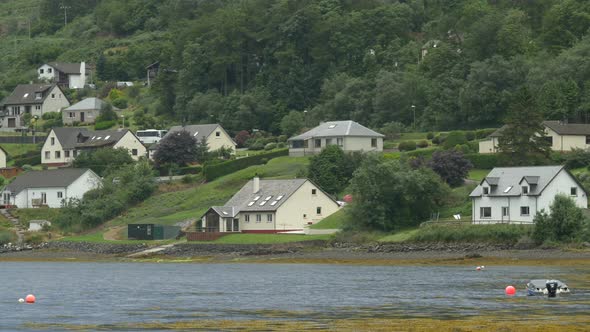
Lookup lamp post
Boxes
[303,110,308,128]
[411,105,416,131]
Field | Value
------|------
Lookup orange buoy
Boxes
[505,286,516,296]
[25,294,35,303]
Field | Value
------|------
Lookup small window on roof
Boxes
[265,196,272,200]
[247,201,255,206]
[96,137,102,140]
[276,195,284,200]
[23,93,29,98]
[270,201,278,206]
[92,136,96,139]
[503,186,513,193]
[253,196,260,201]
[105,135,110,140]
[328,124,337,129]
[193,132,199,136]
[222,211,228,215]
[259,200,267,206]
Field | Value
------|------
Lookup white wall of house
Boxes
[41,86,70,114]
[41,130,69,165]
[478,137,499,154]
[342,136,383,152]
[38,64,57,81]
[545,127,589,152]
[206,126,236,153]
[113,131,147,160]
[289,136,382,156]
[274,181,340,230]
[68,74,84,89]
[237,212,276,232]
[0,149,6,168]
[536,170,587,209]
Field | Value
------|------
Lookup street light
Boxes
[411,105,416,131]
[303,110,308,128]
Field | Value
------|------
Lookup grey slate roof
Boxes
[543,121,590,136]
[48,62,82,74]
[470,166,564,197]
[4,168,91,194]
[224,179,308,212]
[165,124,220,142]
[288,120,384,141]
[76,129,129,148]
[51,127,90,149]
[65,98,118,112]
[0,84,55,106]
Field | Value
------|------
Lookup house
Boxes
[469,166,587,224]
[287,120,384,156]
[146,61,160,87]
[62,97,118,125]
[1,168,102,208]
[479,121,590,154]
[42,127,146,166]
[197,176,340,234]
[148,124,236,158]
[38,62,90,89]
[0,146,6,168]
[0,84,70,130]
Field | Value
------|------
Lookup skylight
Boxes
[222,211,228,215]
[247,201,255,206]
[193,132,199,136]
[503,186,513,193]
[105,135,110,139]
[96,137,102,140]
[328,124,337,129]
[259,200,267,206]
[270,201,278,206]
[253,196,261,201]
[276,195,284,200]
[265,196,272,200]
[92,136,96,139]
[23,93,29,98]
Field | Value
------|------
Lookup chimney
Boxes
[253,175,260,194]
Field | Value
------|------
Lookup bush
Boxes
[532,195,585,244]
[112,98,128,109]
[178,165,202,175]
[248,141,265,150]
[0,230,15,245]
[398,141,417,151]
[432,135,446,145]
[465,131,476,141]
[417,140,429,148]
[443,131,467,149]
[203,149,288,181]
[405,147,442,159]
[410,224,531,244]
[264,142,277,150]
[14,155,41,167]
[465,153,501,169]
[277,142,286,148]
[94,120,117,130]
[476,128,497,139]
[561,148,590,169]
[426,132,435,140]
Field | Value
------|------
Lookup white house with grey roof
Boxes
[0,84,70,131]
[149,124,236,158]
[38,62,90,89]
[42,127,146,166]
[1,168,101,208]
[62,97,117,125]
[469,166,587,224]
[288,120,384,156]
[199,176,340,233]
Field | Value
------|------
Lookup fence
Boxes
[471,220,534,225]
[0,136,45,144]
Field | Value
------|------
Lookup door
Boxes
[502,207,509,223]
[80,112,85,123]
[7,118,15,128]
[233,219,239,232]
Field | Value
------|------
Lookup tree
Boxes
[234,130,251,148]
[73,148,134,177]
[532,195,585,244]
[497,87,551,165]
[153,130,197,166]
[348,156,450,231]
[308,145,359,195]
[280,111,305,136]
[195,136,210,164]
[428,150,473,187]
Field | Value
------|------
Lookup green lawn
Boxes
[379,228,420,243]
[468,168,490,181]
[108,156,310,227]
[203,233,331,244]
[310,209,348,229]
[59,231,182,245]
[1,143,41,158]
[9,208,62,227]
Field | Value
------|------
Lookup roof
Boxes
[543,121,590,136]
[469,166,565,197]
[46,62,82,74]
[224,179,308,212]
[0,84,56,106]
[165,124,220,142]
[4,168,92,194]
[288,120,384,141]
[76,129,129,148]
[49,127,89,149]
[65,98,118,112]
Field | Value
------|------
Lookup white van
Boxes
[136,129,167,144]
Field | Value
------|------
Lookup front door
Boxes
[7,118,16,128]
[80,112,85,123]
[233,218,239,232]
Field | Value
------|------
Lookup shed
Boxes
[29,220,51,232]
[127,224,181,240]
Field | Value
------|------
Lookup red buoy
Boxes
[505,286,516,296]
[25,294,35,303]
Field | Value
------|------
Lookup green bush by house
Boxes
[94,120,117,130]
[203,149,288,181]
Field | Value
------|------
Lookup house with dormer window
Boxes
[469,166,587,224]
[148,124,236,158]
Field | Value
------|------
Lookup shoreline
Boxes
[1,241,590,266]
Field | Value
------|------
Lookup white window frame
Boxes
[244,214,250,223]
[480,207,491,219]
[256,214,261,223]
[266,214,273,223]
[520,206,530,216]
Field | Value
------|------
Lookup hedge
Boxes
[94,120,117,130]
[14,155,41,167]
[179,165,202,175]
[464,153,508,169]
[203,149,288,181]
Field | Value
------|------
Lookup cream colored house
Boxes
[149,124,236,158]
[42,127,146,166]
[199,177,340,233]
[0,146,6,168]
[0,84,70,131]
[288,120,384,156]
[479,121,590,154]
[470,166,587,224]
[62,97,118,125]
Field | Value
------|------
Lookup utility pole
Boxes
[60,5,71,26]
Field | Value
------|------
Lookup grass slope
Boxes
[310,209,348,229]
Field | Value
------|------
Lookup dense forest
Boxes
[1,0,590,135]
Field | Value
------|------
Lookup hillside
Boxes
[1,1,590,138]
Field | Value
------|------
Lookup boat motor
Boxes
[546,280,558,298]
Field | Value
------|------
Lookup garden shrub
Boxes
[417,140,429,148]
[94,120,117,130]
[398,141,417,151]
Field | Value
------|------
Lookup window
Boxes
[59,94,62,98]
[39,69,44,74]
[522,186,528,195]
[41,193,47,204]
[503,186,513,193]
[65,151,70,158]
[35,105,41,110]
[51,93,55,99]
[216,131,220,137]
[315,139,321,148]
[35,93,42,100]
[316,207,322,215]
[44,151,50,159]
[57,192,63,199]
[303,214,307,218]
[244,214,250,222]
[326,138,332,145]
[482,187,489,195]
[502,207,509,217]
[48,68,52,73]
[571,187,578,196]
[586,136,590,145]
[520,206,530,216]
[69,112,75,118]
[73,150,78,157]
[51,137,55,145]
[371,138,377,148]
[55,151,60,158]
[480,207,491,218]
[312,189,317,195]
[267,214,273,223]
[544,136,553,145]
[132,149,138,156]
[337,138,343,147]
[256,214,262,223]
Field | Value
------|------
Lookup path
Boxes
[127,244,176,258]
[0,209,24,245]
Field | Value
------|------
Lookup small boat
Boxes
[526,279,570,296]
